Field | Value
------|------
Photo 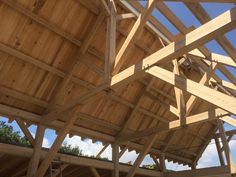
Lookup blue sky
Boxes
[0,1,236,171]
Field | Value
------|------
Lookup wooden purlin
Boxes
[0,0,236,172]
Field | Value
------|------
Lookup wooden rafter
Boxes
[146,66,236,115]
[118,108,229,142]
[185,2,236,65]
[41,11,105,124]
[113,0,156,74]
[126,134,158,177]
[111,6,236,87]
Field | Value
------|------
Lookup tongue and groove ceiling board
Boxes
[0,0,236,177]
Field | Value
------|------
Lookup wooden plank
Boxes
[41,12,105,123]
[0,143,163,177]
[36,107,81,177]
[112,144,119,177]
[96,144,109,158]
[1,0,82,47]
[105,0,116,79]
[189,52,236,68]
[165,166,230,177]
[220,116,236,128]
[111,6,236,87]
[185,2,236,65]
[185,62,217,115]
[214,137,225,166]
[126,134,158,177]
[113,0,156,74]
[172,59,185,124]
[217,121,236,174]
[116,13,136,21]
[16,119,35,146]
[0,104,196,165]
[159,154,166,172]
[146,66,236,115]
[118,108,229,142]
[26,125,45,177]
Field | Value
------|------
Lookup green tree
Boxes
[59,143,83,156]
[0,121,30,146]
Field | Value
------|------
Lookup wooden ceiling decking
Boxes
[0,0,236,177]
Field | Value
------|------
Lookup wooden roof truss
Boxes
[0,0,236,177]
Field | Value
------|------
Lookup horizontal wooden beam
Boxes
[116,13,136,21]
[111,6,236,87]
[220,116,236,128]
[0,103,193,165]
[117,108,229,142]
[146,66,236,115]
[189,51,236,68]
[165,166,230,177]
[0,143,163,177]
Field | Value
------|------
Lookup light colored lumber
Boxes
[16,119,35,146]
[41,12,105,124]
[189,52,236,68]
[36,107,80,177]
[111,6,236,87]
[172,59,185,124]
[113,0,156,74]
[105,0,116,79]
[186,62,217,115]
[117,108,229,142]
[220,116,236,128]
[116,13,136,21]
[217,120,236,174]
[0,143,163,177]
[26,125,45,177]
[126,134,158,177]
[146,66,236,115]
[165,166,230,177]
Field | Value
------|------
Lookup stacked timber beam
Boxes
[0,0,235,177]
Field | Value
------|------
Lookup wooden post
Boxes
[35,107,80,177]
[112,143,119,177]
[159,153,166,172]
[217,120,236,174]
[172,59,186,125]
[214,137,225,166]
[26,125,45,177]
[126,134,158,177]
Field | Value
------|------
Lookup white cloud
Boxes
[64,135,111,158]
[197,140,219,168]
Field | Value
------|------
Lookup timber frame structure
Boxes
[0,0,236,177]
